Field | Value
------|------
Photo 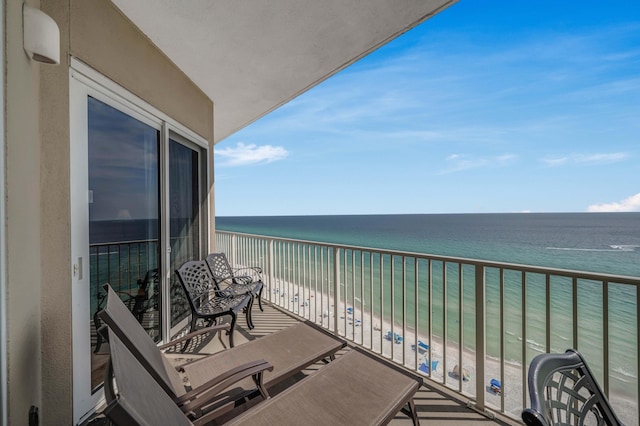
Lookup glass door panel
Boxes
[169,138,201,332]
[87,96,161,390]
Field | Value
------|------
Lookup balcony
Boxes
[215,230,640,424]
[88,241,514,424]
[88,232,639,424]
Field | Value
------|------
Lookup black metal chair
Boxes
[131,268,159,322]
[175,260,253,348]
[205,252,264,312]
[522,349,624,426]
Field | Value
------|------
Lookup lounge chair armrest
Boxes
[176,359,274,414]
[159,323,231,351]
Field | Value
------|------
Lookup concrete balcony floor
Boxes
[220,302,519,426]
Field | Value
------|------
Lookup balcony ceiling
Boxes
[111,0,457,143]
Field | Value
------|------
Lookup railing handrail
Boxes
[215,230,640,286]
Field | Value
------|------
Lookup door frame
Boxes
[69,58,209,423]
[0,5,7,425]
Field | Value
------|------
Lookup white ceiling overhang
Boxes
[111,0,458,143]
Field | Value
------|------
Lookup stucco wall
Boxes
[5,0,44,424]
[2,0,214,424]
[38,0,72,423]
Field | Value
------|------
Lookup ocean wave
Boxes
[554,334,569,341]
[546,245,638,252]
[611,366,637,381]
[610,245,639,252]
[516,336,546,353]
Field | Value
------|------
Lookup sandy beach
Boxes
[271,280,638,423]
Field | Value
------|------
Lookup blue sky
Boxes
[214,1,640,216]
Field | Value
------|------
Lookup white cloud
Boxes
[541,152,629,167]
[440,153,517,174]
[588,193,640,212]
[575,153,629,164]
[215,142,288,167]
[541,156,569,167]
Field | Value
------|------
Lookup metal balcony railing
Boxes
[89,238,190,329]
[89,239,159,314]
[216,230,640,423]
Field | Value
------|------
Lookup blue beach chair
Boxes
[490,378,501,395]
[418,359,439,375]
[411,340,429,354]
[385,331,403,344]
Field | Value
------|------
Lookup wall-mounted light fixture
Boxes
[23,4,60,65]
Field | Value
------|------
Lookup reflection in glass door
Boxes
[169,138,201,332]
[87,96,161,390]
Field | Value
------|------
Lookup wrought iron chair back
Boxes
[522,349,624,426]
[206,252,235,283]
[206,252,264,311]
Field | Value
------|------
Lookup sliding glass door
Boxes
[70,65,208,423]
[169,138,202,330]
[87,96,162,391]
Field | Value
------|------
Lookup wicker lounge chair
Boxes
[522,349,624,426]
[205,252,264,312]
[176,260,254,347]
[98,285,346,417]
[104,325,422,426]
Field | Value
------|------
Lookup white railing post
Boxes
[229,234,237,266]
[268,239,274,304]
[475,264,486,412]
[333,248,340,335]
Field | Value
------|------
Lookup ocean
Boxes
[215,213,640,276]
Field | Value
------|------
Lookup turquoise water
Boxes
[216,213,640,276]
[217,213,640,400]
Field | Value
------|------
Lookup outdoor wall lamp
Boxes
[23,4,60,65]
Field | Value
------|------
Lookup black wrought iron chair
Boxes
[131,268,159,322]
[175,260,253,348]
[522,349,624,426]
[205,252,264,312]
